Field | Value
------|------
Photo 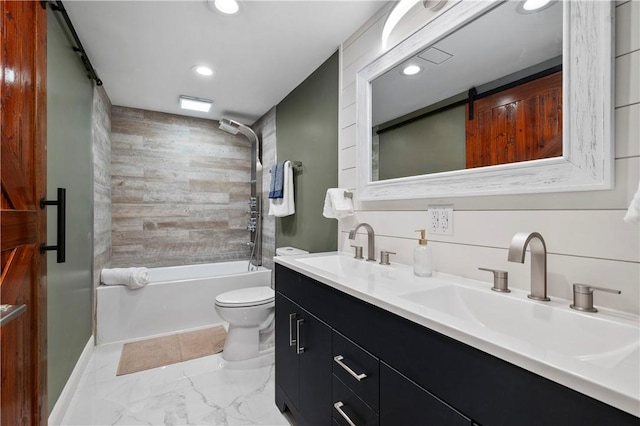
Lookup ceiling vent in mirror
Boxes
[418,47,453,65]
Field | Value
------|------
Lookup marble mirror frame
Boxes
[356,1,614,201]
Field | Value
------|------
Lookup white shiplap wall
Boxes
[338,1,640,314]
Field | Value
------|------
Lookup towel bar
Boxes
[268,161,302,172]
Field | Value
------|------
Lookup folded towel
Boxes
[268,162,285,199]
[624,181,640,223]
[268,161,295,217]
[101,267,150,290]
[323,188,354,220]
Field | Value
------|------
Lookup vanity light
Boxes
[402,65,422,76]
[193,65,214,77]
[212,0,239,15]
[179,95,213,113]
[381,0,421,50]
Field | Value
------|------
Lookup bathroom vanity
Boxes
[273,253,639,426]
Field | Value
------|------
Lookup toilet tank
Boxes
[276,246,309,256]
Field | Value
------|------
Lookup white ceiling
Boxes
[63,0,387,125]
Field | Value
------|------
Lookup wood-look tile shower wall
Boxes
[110,106,252,267]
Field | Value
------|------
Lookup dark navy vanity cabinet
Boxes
[274,264,640,426]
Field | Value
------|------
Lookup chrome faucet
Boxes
[507,232,550,301]
[348,223,376,262]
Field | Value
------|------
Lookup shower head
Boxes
[219,118,241,135]
[218,117,261,163]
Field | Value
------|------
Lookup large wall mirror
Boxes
[356,0,614,201]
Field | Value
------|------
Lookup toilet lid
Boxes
[215,287,275,308]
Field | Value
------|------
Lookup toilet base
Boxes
[218,349,274,370]
[222,324,274,362]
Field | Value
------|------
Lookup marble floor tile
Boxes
[61,341,291,426]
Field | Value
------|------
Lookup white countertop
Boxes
[274,251,640,417]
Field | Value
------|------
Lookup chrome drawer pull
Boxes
[289,313,297,346]
[334,401,357,426]
[334,355,367,381]
[296,319,305,354]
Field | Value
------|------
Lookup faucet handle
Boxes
[478,267,510,293]
[570,284,621,313]
[379,250,396,265]
[350,245,364,260]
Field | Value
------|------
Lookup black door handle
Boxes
[40,187,66,263]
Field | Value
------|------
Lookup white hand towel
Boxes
[323,188,354,219]
[101,267,150,290]
[624,181,640,223]
[268,160,295,217]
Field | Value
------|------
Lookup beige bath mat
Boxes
[116,326,226,376]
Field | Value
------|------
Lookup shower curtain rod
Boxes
[45,0,103,86]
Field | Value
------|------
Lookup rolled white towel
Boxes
[101,267,150,290]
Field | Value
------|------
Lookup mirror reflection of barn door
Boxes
[1,1,48,425]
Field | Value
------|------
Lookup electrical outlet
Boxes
[429,209,440,233]
[439,208,453,235]
[428,207,454,235]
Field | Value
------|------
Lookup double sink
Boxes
[282,252,640,416]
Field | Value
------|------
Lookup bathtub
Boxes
[96,261,271,345]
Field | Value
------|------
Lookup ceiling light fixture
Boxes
[179,95,213,113]
[522,0,551,11]
[402,65,422,76]
[517,0,554,14]
[213,0,239,15]
[193,65,214,77]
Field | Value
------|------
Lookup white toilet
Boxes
[214,247,308,362]
[215,286,275,362]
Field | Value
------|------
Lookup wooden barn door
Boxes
[465,71,562,169]
[1,1,48,425]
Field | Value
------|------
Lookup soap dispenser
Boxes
[414,229,433,277]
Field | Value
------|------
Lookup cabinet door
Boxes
[298,307,333,426]
[380,362,470,426]
[275,292,300,410]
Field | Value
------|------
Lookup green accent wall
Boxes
[377,105,466,180]
[275,52,339,253]
[47,9,94,412]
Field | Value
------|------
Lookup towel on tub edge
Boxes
[101,267,150,290]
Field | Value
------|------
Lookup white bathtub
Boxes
[96,261,271,345]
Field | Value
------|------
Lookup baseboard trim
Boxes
[48,335,95,425]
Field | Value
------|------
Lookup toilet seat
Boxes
[215,287,275,308]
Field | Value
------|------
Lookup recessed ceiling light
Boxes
[213,0,239,15]
[402,65,422,76]
[522,0,551,11]
[517,0,554,14]
[193,65,214,77]
[179,96,213,113]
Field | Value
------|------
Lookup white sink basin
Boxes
[297,254,371,277]
[296,254,411,285]
[399,285,640,368]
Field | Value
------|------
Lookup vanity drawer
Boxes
[332,330,379,412]
[333,375,379,426]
